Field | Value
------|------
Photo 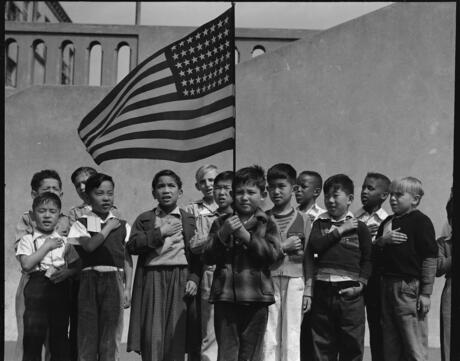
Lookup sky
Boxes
[60,2,392,30]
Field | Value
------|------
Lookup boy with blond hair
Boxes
[375,177,438,361]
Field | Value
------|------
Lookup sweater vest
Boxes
[75,217,126,269]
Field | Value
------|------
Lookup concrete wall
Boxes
[4,1,455,348]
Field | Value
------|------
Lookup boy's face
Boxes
[213,180,233,210]
[195,169,218,200]
[55,216,70,237]
[324,187,353,219]
[295,175,319,206]
[32,178,63,199]
[33,200,60,234]
[268,178,293,208]
[88,180,114,215]
[389,190,418,216]
[234,183,265,216]
[153,175,183,208]
[361,177,388,211]
[74,172,92,203]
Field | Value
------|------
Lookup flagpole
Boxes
[231,2,236,175]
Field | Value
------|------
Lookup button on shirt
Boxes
[16,231,78,273]
[315,210,356,283]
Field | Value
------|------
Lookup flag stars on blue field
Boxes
[169,15,233,98]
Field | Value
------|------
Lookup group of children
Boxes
[13,164,451,361]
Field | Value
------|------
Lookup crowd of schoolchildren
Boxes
[13,164,453,361]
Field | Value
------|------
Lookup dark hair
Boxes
[267,163,297,185]
[323,174,354,195]
[32,192,62,210]
[214,171,234,185]
[30,169,62,192]
[85,173,115,195]
[298,170,323,190]
[152,169,182,189]
[71,167,97,185]
[365,172,391,191]
[234,165,266,192]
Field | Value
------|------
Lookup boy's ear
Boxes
[194,182,200,191]
[31,190,38,199]
[412,194,421,206]
[380,191,389,201]
[151,188,157,200]
[348,193,354,204]
[178,188,184,198]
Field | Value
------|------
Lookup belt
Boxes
[82,266,123,272]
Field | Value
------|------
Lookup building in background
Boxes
[4,1,71,23]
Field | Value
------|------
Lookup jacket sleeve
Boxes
[246,217,283,266]
[202,218,227,265]
[126,213,164,255]
[308,219,341,254]
[357,221,373,285]
[436,237,451,277]
[417,214,438,295]
[302,216,314,297]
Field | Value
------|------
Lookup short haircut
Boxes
[71,167,97,185]
[267,163,297,185]
[234,165,266,192]
[152,169,183,189]
[32,192,62,211]
[323,174,354,195]
[195,164,218,182]
[365,172,391,191]
[30,169,62,192]
[298,170,323,189]
[85,173,115,195]
[389,177,424,202]
[214,171,234,185]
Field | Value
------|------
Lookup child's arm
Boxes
[15,212,34,249]
[202,218,228,265]
[126,213,179,255]
[302,217,314,313]
[308,218,358,254]
[79,218,121,252]
[49,244,81,283]
[436,237,451,277]
[123,247,134,308]
[18,237,64,272]
[357,221,373,285]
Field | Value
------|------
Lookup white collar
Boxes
[81,210,116,222]
[318,210,354,222]
[355,207,387,221]
[31,230,61,240]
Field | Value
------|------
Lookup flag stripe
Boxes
[90,127,234,159]
[88,117,235,153]
[93,138,234,164]
[88,106,234,147]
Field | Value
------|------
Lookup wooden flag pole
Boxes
[231,1,236,175]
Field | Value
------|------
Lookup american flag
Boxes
[78,7,235,164]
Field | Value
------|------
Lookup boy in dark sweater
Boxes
[375,177,437,361]
[309,174,372,361]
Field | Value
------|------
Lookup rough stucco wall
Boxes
[4,2,454,348]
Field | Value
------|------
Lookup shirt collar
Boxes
[155,206,182,218]
[81,210,116,222]
[318,210,354,222]
[355,207,387,221]
[32,229,61,240]
[195,198,218,212]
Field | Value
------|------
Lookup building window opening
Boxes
[61,42,75,85]
[32,40,46,85]
[88,43,102,86]
[116,43,131,83]
[5,40,18,87]
[251,45,266,58]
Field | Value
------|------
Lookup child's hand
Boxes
[380,227,407,246]
[367,224,379,237]
[417,294,431,316]
[338,282,363,297]
[49,268,73,283]
[338,218,358,235]
[105,218,121,232]
[221,215,243,238]
[160,222,182,237]
[302,295,312,313]
[44,237,64,251]
[282,236,303,253]
[185,280,198,297]
[123,288,132,309]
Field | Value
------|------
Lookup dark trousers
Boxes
[23,271,70,361]
[69,278,80,361]
[311,281,365,361]
[300,312,314,361]
[214,302,268,361]
[363,274,383,361]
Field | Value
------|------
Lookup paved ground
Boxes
[4,342,441,361]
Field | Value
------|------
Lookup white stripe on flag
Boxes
[90,127,235,158]
[88,106,234,147]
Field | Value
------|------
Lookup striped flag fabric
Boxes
[78,7,235,164]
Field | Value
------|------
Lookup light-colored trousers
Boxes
[262,276,305,361]
[201,266,218,361]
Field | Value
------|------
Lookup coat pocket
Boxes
[260,270,274,296]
